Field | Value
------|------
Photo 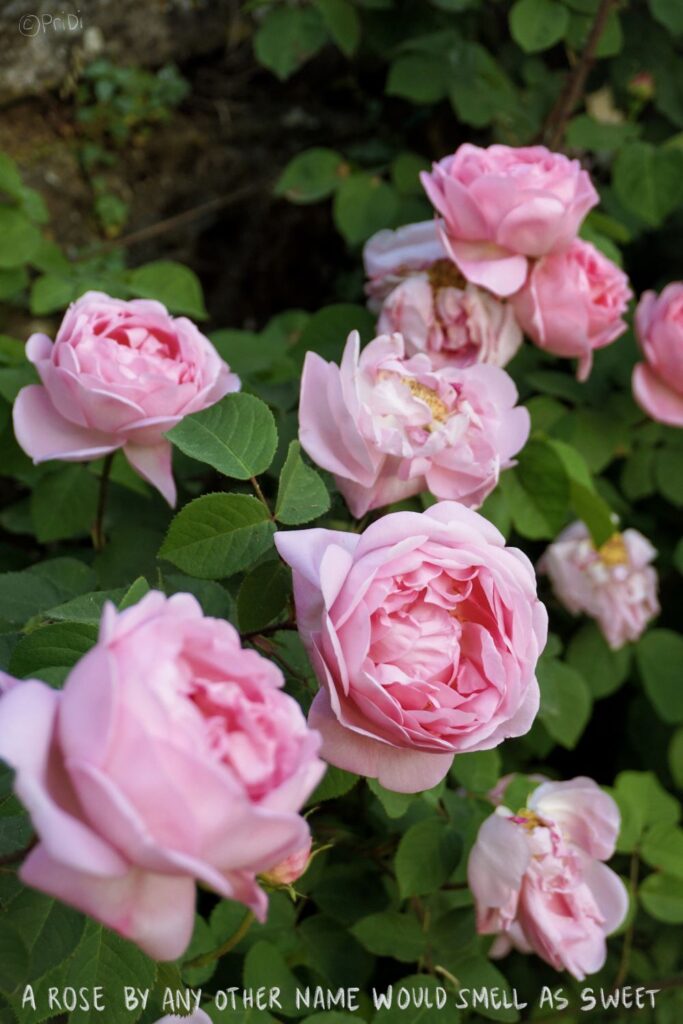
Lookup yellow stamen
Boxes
[428,258,467,292]
[514,808,543,830]
[597,532,628,567]
[405,378,449,423]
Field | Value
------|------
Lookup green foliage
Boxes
[167,394,278,480]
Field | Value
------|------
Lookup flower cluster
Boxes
[365,144,632,382]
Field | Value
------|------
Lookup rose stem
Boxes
[183,910,255,969]
[92,452,115,552]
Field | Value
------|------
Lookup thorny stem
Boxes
[541,0,617,150]
[183,910,255,969]
[92,452,115,552]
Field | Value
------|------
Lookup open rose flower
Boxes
[364,221,522,368]
[512,239,631,380]
[420,144,598,296]
[299,331,529,518]
[633,284,683,427]
[364,220,447,309]
[12,291,240,505]
[0,592,323,960]
[539,522,659,649]
[275,502,547,793]
[469,777,628,980]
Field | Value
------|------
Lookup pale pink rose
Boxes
[378,274,522,369]
[275,502,547,794]
[363,220,446,309]
[12,291,240,505]
[261,836,312,886]
[0,592,323,960]
[512,239,631,380]
[539,522,659,650]
[298,331,530,519]
[633,284,683,427]
[420,144,598,296]
[468,777,628,981]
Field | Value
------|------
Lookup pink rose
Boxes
[468,777,628,981]
[12,291,240,505]
[539,522,659,650]
[275,502,547,793]
[420,144,598,296]
[378,273,522,369]
[261,836,312,886]
[0,592,323,960]
[512,239,632,380]
[633,284,683,427]
[298,331,530,518]
[364,220,446,309]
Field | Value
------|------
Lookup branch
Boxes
[541,0,617,150]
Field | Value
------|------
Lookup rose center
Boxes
[596,532,628,567]
[404,378,450,423]
[428,258,467,293]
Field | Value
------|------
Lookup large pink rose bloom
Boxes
[364,220,446,308]
[539,522,659,650]
[469,777,628,981]
[513,239,631,381]
[420,145,598,296]
[633,284,683,427]
[0,592,323,960]
[275,503,547,793]
[299,331,529,519]
[12,291,240,505]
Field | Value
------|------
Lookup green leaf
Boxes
[613,143,683,227]
[448,42,517,129]
[0,267,28,300]
[394,818,461,898]
[0,922,29,993]
[309,765,359,803]
[611,771,680,853]
[566,114,640,151]
[351,911,426,962]
[386,55,449,103]
[43,589,124,625]
[368,778,416,819]
[66,922,157,1024]
[3,888,86,984]
[314,0,360,56]
[500,440,569,539]
[640,873,683,923]
[237,560,291,633]
[160,493,275,579]
[670,728,683,790]
[641,823,683,878]
[391,153,430,195]
[450,749,502,794]
[510,0,569,52]
[0,208,41,269]
[648,0,683,35]
[566,621,631,699]
[447,956,518,1021]
[167,393,278,480]
[0,154,25,201]
[333,174,398,245]
[538,658,592,748]
[275,441,330,525]
[127,260,207,319]
[655,445,683,505]
[118,576,150,610]
[8,622,98,684]
[0,571,70,626]
[243,941,299,1016]
[293,303,375,364]
[275,148,346,204]
[546,438,614,547]
[373,974,461,1024]
[254,7,329,81]
[637,630,683,724]
[30,273,77,315]
[30,465,99,543]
